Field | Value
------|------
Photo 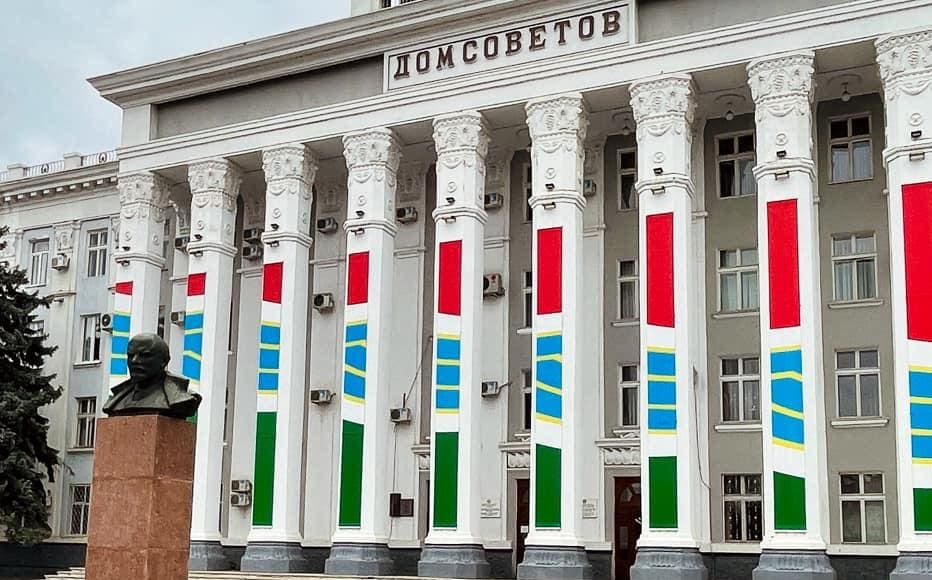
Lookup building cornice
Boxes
[0,162,118,206]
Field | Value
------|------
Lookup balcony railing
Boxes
[1,149,117,183]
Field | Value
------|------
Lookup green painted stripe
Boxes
[648,456,677,529]
[433,432,459,528]
[915,488,932,532]
[773,471,806,531]
[252,411,277,526]
[535,443,561,528]
[338,420,364,527]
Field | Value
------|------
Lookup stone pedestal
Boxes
[85,416,195,580]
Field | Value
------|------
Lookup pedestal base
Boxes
[753,550,836,580]
[240,542,310,572]
[630,547,708,580]
[188,541,231,571]
[891,553,932,580]
[324,542,393,576]
[418,543,491,578]
[517,545,593,579]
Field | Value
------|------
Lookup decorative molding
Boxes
[396,161,428,203]
[241,191,265,229]
[484,147,512,192]
[53,222,78,256]
[117,172,171,223]
[343,128,402,178]
[188,159,242,210]
[500,441,531,470]
[597,434,641,466]
[262,144,318,199]
[316,175,347,214]
[630,74,695,136]
[584,140,605,177]
[411,444,430,471]
[432,111,491,163]
[747,52,815,120]
[525,93,588,142]
[876,28,932,101]
[0,229,20,266]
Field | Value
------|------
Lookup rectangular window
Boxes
[69,485,91,536]
[617,148,638,210]
[840,473,886,544]
[723,474,763,542]
[523,163,533,223]
[522,270,533,329]
[86,229,108,278]
[836,349,881,418]
[617,259,638,320]
[832,233,877,302]
[719,248,759,312]
[29,239,50,286]
[521,368,532,432]
[80,314,102,363]
[721,356,761,423]
[75,397,97,449]
[28,320,45,335]
[618,363,639,428]
[830,115,873,183]
[717,133,757,198]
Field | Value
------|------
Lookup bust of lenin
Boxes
[103,333,201,420]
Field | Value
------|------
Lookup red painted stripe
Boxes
[904,182,932,341]
[262,262,284,304]
[767,199,801,329]
[347,252,370,305]
[646,213,674,327]
[187,272,207,297]
[537,227,562,315]
[438,241,462,316]
[114,281,133,296]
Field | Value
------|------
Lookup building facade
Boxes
[4,0,932,578]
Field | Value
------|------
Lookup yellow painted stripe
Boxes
[909,364,932,374]
[113,310,131,316]
[437,358,461,366]
[537,330,562,338]
[773,437,804,451]
[771,344,802,353]
[260,319,281,328]
[259,343,280,351]
[343,393,364,405]
[648,403,676,411]
[535,412,563,425]
[647,346,676,354]
[913,458,932,465]
[436,332,461,340]
[913,428,932,437]
[184,328,203,335]
[187,310,204,316]
[772,371,803,382]
[344,364,366,378]
[345,339,367,348]
[112,331,130,338]
[437,409,460,415]
[536,354,563,363]
[257,391,278,397]
[436,385,459,391]
[536,381,562,396]
[183,350,202,361]
[346,319,367,327]
[647,374,675,382]
[648,428,676,436]
[258,368,280,374]
[111,353,127,360]
[772,403,804,420]
[911,396,932,405]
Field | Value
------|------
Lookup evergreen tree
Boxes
[0,225,60,545]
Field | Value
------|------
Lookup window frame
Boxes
[831,233,878,303]
[617,258,639,321]
[617,363,640,428]
[521,368,532,432]
[717,248,760,313]
[28,238,50,287]
[616,147,638,211]
[85,229,108,278]
[835,348,881,419]
[828,113,873,184]
[68,484,92,536]
[522,162,533,223]
[716,131,758,199]
[722,473,764,542]
[521,270,533,329]
[79,314,103,363]
[839,472,887,544]
[720,355,761,424]
[74,397,97,449]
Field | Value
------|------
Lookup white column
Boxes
[628,75,706,577]
[167,197,190,377]
[242,144,317,568]
[518,93,592,578]
[877,29,932,579]
[748,52,833,574]
[326,128,401,576]
[419,112,491,577]
[186,159,241,564]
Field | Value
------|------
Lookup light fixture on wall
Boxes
[841,82,852,103]
[725,101,735,121]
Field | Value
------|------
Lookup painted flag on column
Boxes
[108,281,133,389]
[253,262,283,527]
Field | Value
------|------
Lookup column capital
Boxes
[188,158,242,205]
[118,171,172,218]
[747,52,815,112]
[629,73,695,127]
[876,28,932,99]
[343,128,401,233]
[262,143,319,197]
[433,111,491,160]
[343,128,402,175]
[525,93,588,142]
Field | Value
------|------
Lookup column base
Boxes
[517,545,592,580]
[753,550,836,580]
[324,542,393,576]
[188,540,231,571]
[418,543,491,578]
[891,553,932,580]
[631,547,707,580]
[240,542,311,573]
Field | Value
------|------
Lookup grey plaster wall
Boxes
[507,150,532,439]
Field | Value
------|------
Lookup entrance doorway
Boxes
[613,477,642,580]
[514,478,530,574]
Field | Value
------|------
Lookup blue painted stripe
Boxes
[183,356,201,382]
[647,408,676,430]
[772,412,804,445]
[260,324,280,345]
[536,334,562,357]
[772,377,804,412]
[258,371,279,391]
[911,403,932,430]
[185,312,204,331]
[437,338,461,361]
[259,348,280,370]
[913,435,932,459]
[183,332,202,354]
[437,363,460,386]
[647,351,675,376]
[345,323,367,343]
[647,380,676,405]
[344,371,365,400]
[112,314,131,334]
[771,349,802,373]
[436,389,460,410]
[110,357,127,376]
[536,388,562,419]
[910,371,932,399]
[111,335,129,355]
[536,359,562,389]
[345,345,366,373]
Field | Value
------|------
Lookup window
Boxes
[618,364,639,428]
[830,115,872,183]
[29,239,50,286]
[523,163,533,223]
[80,314,102,363]
[719,248,759,312]
[617,148,638,210]
[836,349,880,418]
[521,368,532,431]
[69,485,91,536]
[75,397,97,449]
[28,320,45,336]
[617,259,638,320]
[721,356,760,423]
[522,271,533,329]
[723,474,763,542]
[840,473,886,543]
[717,133,757,198]
[832,233,877,302]
[86,230,108,278]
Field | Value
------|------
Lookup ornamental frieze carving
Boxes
[630,74,695,137]
[747,52,814,120]
[0,230,19,265]
[343,128,402,181]
[526,94,589,143]
[432,112,491,163]
[53,223,77,257]
[584,142,604,177]
[117,172,171,223]
[506,449,531,470]
[262,144,318,200]
[188,159,241,213]
[876,29,932,101]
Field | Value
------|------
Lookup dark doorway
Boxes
[613,477,642,580]
[515,478,530,574]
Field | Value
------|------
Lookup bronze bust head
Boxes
[102,333,201,420]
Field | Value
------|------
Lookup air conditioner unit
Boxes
[231,479,252,493]
[230,492,252,508]
[170,311,185,325]
[242,245,263,261]
[313,293,334,312]
[484,192,504,210]
[396,206,418,224]
[483,273,504,298]
[174,235,189,252]
[100,313,113,332]
[481,381,501,398]
[316,217,339,234]
[242,227,264,244]
[583,179,597,197]
[310,388,334,405]
[390,407,412,423]
[50,255,69,271]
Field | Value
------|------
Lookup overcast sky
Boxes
[0,1,349,169]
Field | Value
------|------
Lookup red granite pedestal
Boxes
[85,415,196,580]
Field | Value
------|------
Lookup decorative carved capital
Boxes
[397,161,428,203]
[262,144,318,199]
[187,159,241,214]
[876,29,932,101]
[630,74,695,129]
[747,52,814,119]
[525,93,588,141]
[432,111,491,161]
[343,128,402,175]
[53,223,77,256]
[117,172,172,223]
